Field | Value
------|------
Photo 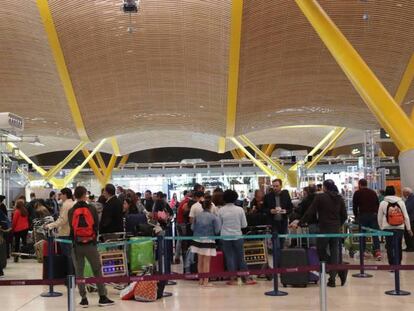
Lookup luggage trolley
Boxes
[243,225,272,280]
[85,232,128,292]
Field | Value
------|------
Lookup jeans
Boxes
[385,229,404,265]
[403,221,414,250]
[317,237,340,281]
[73,244,107,298]
[221,239,248,272]
[14,229,28,254]
[359,214,381,252]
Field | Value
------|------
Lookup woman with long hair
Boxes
[190,194,221,287]
[12,200,29,262]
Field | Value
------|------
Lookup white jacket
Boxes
[47,199,75,236]
[377,196,411,231]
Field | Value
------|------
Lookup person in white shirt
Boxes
[45,188,75,273]
[218,189,256,286]
[189,191,218,223]
[377,186,413,266]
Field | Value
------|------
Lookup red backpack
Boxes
[72,206,96,244]
[386,202,405,226]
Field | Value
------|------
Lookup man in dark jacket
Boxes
[45,191,59,217]
[142,190,154,213]
[403,187,414,252]
[68,186,114,307]
[352,179,381,260]
[290,180,347,287]
[99,184,123,235]
[263,179,293,245]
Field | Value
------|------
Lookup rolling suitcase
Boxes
[280,248,309,287]
[209,250,225,280]
[307,247,319,284]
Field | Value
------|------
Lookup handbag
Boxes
[133,280,158,302]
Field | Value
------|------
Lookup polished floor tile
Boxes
[1,252,414,311]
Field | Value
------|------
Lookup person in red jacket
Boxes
[12,200,29,262]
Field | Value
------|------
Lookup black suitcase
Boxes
[280,248,309,287]
[42,255,68,279]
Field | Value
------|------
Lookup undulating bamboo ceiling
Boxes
[0,0,413,156]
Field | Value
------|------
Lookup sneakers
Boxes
[98,296,115,307]
[327,279,336,288]
[79,298,89,308]
[374,250,382,261]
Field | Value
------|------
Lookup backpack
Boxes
[386,202,405,226]
[72,205,96,244]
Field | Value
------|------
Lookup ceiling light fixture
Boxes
[122,0,141,33]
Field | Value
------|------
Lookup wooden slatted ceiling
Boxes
[0,0,77,138]
[48,0,230,141]
[236,0,414,135]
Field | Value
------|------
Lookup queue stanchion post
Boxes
[67,275,75,311]
[352,224,372,278]
[319,261,327,311]
[165,225,176,286]
[385,233,410,296]
[265,232,288,297]
[157,235,173,298]
[41,231,62,297]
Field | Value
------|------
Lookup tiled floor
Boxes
[1,252,414,311]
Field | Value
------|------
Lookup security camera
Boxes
[122,0,140,13]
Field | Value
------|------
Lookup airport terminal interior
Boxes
[1,0,414,310]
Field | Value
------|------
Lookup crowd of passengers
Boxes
[0,178,413,300]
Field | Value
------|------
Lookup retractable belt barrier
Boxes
[1,227,410,311]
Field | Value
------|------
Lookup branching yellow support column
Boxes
[95,152,107,173]
[102,155,117,185]
[262,144,276,157]
[61,139,107,188]
[82,149,105,186]
[44,141,87,180]
[296,0,414,152]
[36,0,89,142]
[238,135,295,185]
[230,138,276,178]
[117,154,129,169]
[110,137,121,157]
[395,53,414,106]
[306,128,347,170]
[290,128,339,171]
[230,149,241,160]
[6,143,47,176]
[236,149,246,159]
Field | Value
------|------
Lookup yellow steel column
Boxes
[263,144,276,157]
[102,155,118,185]
[36,0,89,142]
[44,141,87,179]
[218,137,226,154]
[230,149,241,160]
[225,0,244,140]
[306,128,347,170]
[95,152,107,173]
[61,139,107,187]
[296,0,414,152]
[395,53,414,106]
[238,135,293,184]
[110,137,121,156]
[117,154,129,169]
[289,128,338,171]
[6,143,47,176]
[81,149,105,186]
[230,137,276,178]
